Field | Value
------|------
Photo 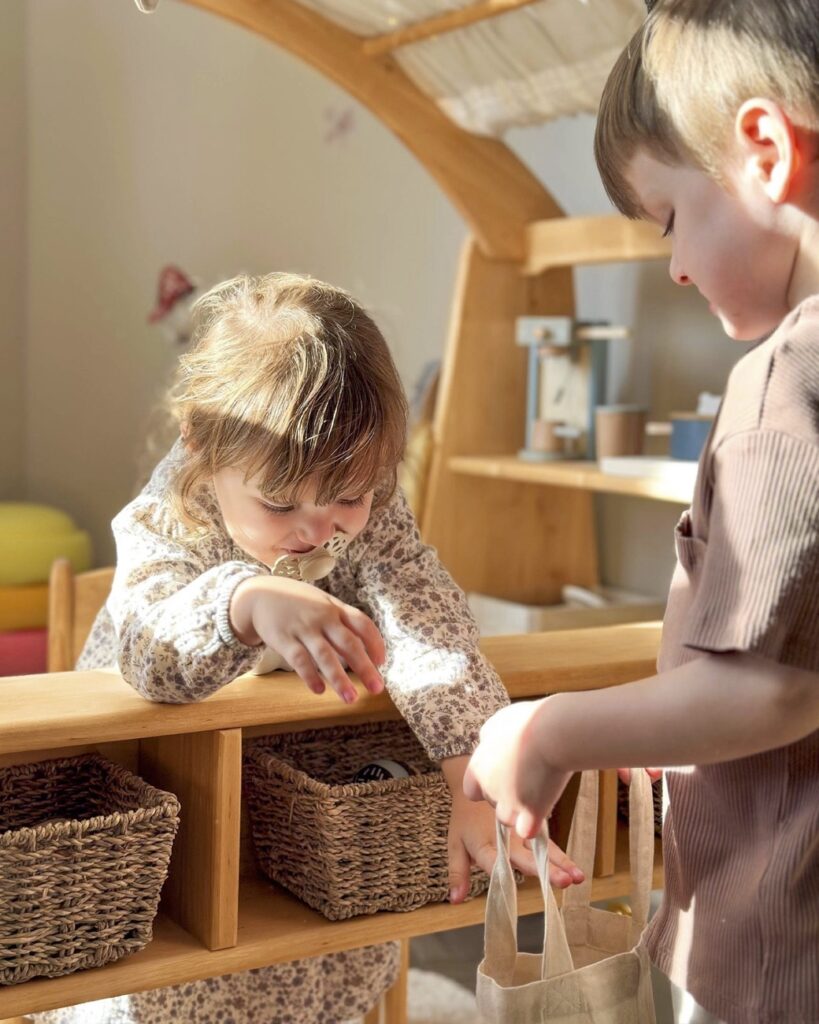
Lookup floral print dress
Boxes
[32,441,509,1024]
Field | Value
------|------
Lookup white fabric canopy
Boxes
[135,0,645,137]
[298,0,645,136]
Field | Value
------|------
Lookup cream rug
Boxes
[408,968,478,1023]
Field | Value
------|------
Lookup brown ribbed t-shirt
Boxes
[644,297,819,1023]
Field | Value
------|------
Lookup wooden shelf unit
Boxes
[0,622,662,1019]
[0,842,663,1018]
[1,841,663,1019]
[449,455,694,505]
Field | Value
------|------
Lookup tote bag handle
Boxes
[483,770,656,985]
[483,818,575,984]
[562,770,655,943]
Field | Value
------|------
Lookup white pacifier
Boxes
[269,531,350,583]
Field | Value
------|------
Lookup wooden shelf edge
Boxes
[0,623,662,756]
[448,454,693,505]
[0,833,662,1017]
[524,215,671,275]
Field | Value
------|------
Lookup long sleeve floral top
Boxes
[79,441,509,761]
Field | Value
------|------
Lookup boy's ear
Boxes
[734,99,797,203]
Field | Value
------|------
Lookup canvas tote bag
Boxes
[477,770,657,1023]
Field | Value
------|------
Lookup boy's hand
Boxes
[462,700,573,840]
[617,768,664,783]
[441,754,583,902]
[230,575,385,703]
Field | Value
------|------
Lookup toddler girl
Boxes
[34,273,581,1024]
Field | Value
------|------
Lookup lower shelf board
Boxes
[0,838,662,1017]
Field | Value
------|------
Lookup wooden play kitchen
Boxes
[0,624,664,1021]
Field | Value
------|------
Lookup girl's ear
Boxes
[734,99,798,203]
[180,420,195,452]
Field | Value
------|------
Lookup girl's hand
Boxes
[441,755,584,902]
[230,575,385,703]
[462,700,573,840]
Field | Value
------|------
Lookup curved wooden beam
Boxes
[179,0,564,259]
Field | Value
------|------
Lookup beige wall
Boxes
[0,1,26,498]
[20,0,748,597]
[25,0,464,561]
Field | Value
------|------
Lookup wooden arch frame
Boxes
[179,0,670,604]
[180,0,562,260]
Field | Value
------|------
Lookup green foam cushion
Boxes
[0,503,92,585]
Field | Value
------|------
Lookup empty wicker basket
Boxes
[244,720,489,920]
[0,753,180,986]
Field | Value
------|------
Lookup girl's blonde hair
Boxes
[168,273,407,525]
[594,0,819,218]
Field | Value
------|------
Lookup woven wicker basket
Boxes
[0,753,180,986]
[244,721,490,921]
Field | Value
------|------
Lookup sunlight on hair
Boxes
[165,273,408,528]
[595,1,819,216]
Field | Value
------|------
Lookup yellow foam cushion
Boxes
[0,503,92,586]
[0,581,49,631]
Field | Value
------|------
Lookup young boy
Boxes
[464,3,819,1023]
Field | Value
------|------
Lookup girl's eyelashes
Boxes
[662,211,675,238]
[259,500,295,516]
[258,495,364,514]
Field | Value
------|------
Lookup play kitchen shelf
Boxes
[0,622,663,1019]
[421,216,678,610]
[448,455,695,505]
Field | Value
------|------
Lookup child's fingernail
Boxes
[572,868,585,882]
[449,888,460,903]
[343,689,357,704]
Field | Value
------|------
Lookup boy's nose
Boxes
[669,257,690,286]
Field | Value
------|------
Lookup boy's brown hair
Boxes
[168,273,407,526]
[594,0,819,218]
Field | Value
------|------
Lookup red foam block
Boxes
[0,627,48,676]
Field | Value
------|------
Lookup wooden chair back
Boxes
[47,558,115,672]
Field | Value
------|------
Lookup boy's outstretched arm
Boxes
[463,651,819,839]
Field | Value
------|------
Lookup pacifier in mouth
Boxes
[269,532,350,582]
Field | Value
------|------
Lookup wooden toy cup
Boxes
[595,405,647,459]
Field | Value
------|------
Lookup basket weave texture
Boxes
[0,753,180,986]
[244,721,490,921]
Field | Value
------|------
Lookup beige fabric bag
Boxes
[477,770,657,1023]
